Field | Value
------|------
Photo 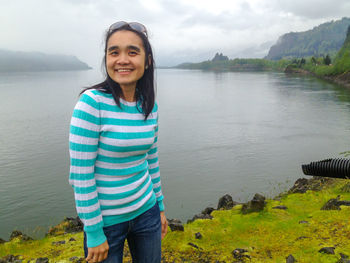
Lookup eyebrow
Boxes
[107,45,141,53]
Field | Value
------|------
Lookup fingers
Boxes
[86,250,93,262]
[160,212,168,240]
[162,220,168,239]
[85,241,109,262]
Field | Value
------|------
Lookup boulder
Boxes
[217,194,236,210]
[241,194,266,214]
[289,177,335,194]
[167,219,184,232]
[286,254,297,263]
[338,253,350,263]
[9,231,33,241]
[47,217,83,236]
[321,195,350,210]
[201,207,215,215]
[187,213,213,224]
[195,232,202,239]
[319,247,335,254]
[64,217,84,233]
[232,248,250,261]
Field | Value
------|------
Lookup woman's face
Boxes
[106,30,147,91]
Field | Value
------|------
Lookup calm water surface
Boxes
[1,69,350,239]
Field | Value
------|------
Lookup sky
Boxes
[1,0,350,67]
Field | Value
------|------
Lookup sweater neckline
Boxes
[119,97,137,106]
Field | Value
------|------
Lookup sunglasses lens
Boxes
[108,21,128,32]
[108,21,148,37]
[129,22,147,35]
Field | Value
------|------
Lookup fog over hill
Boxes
[0,49,91,72]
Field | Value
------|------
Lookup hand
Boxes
[86,240,109,262]
[160,211,168,240]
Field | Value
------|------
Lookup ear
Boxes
[145,55,152,69]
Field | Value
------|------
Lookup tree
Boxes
[212,53,229,62]
[324,54,331,65]
[311,56,317,65]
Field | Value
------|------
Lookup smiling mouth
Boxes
[116,68,133,72]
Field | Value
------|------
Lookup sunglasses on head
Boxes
[108,21,148,37]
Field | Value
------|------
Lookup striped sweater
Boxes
[69,89,164,248]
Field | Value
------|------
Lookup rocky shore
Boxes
[1,176,350,262]
[284,66,350,89]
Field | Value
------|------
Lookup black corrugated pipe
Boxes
[302,158,350,179]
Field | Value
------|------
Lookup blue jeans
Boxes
[84,203,161,263]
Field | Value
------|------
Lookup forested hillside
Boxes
[266,17,350,60]
[0,49,91,72]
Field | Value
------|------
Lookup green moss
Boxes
[1,179,350,262]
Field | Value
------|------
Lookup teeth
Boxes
[117,69,132,72]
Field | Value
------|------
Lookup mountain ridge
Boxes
[0,49,91,72]
[266,17,350,60]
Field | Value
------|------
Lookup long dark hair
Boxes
[81,23,155,120]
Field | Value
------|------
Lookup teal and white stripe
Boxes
[69,89,164,248]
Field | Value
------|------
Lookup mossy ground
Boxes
[1,179,350,262]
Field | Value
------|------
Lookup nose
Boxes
[117,52,129,65]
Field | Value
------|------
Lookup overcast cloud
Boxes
[1,0,349,67]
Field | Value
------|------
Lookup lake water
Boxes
[1,68,350,240]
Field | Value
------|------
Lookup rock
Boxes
[319,247,335,254]
[273,206,287,210]
[195,232,202,239]
[0,238,6,244]
[288,177,335,194]
[338,253,350,263]
[69,237,76,242]
[52,240,66,245]
[217,194,236,210]
[232,248,250,261]
[202,207,215,215]
[9,231,33,241]
[188,242,200,249]
[295,236,309,241]
[47,217,83,236]
[299,221,309,224]
[289,178,309,193]
[167,219,184,232]
[1,255,22,263]
[36,258,49,263]
[241,194,266,214]
[321,195,350,210]
[187,213,213,224]
[286,254,297,262]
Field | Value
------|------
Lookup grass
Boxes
[1,179,350,262]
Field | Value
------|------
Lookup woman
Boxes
[69,21,167,263]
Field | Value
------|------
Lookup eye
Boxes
[109,51,119,56]
[129,51,138,56]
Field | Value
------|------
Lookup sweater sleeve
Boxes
[69,90,106,248]
[147,110,165,211]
